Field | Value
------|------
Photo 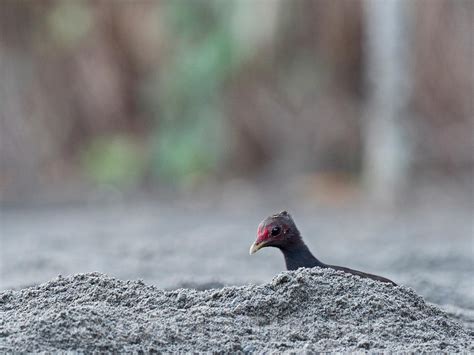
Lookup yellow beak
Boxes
[249,241,265,255]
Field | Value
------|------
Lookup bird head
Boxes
[249,211,300,254]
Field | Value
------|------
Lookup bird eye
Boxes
[271,226,281,236]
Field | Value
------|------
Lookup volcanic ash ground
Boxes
[1,269,473,352]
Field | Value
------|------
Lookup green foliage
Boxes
[47,1,92,47]
[148,0,238,186]
[80,136,147,187]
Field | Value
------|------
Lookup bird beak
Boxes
[249,241,265,255]
[250,224,270,255]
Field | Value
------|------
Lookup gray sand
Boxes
[1,269,473,353]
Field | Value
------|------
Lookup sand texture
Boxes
[1,269,472,353]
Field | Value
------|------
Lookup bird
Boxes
[249,211,396,285]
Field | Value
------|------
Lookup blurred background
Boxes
[0,0,473,322]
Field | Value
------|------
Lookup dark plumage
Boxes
[249,211,396,285]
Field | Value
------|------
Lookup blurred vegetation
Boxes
[0,0,472,200]
[80,135,147,187]
[149,0,238,186]
[48,1,92,47]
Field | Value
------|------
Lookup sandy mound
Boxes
[1,269,472,352]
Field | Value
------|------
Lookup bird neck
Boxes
[279,237,325,271]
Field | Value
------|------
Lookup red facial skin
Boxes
[250,211,300,254]
[255,223,270,245]
[255,222,290,247]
